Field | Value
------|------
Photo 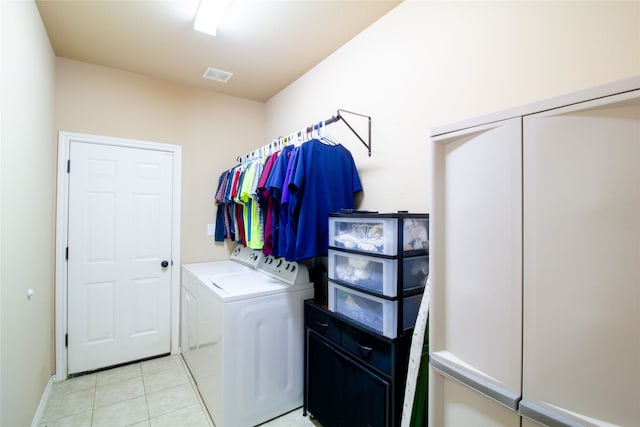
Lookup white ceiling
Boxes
[36,0,401,102]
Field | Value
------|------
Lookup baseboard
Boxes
[31,375,54,427]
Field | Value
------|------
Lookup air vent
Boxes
[202,67,233,83]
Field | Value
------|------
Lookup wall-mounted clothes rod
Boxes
[236,108,372,163]
[325,109,372,157]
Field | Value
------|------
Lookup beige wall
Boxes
[55,58,267,263]
[0,1,56,425]
[1,1,639,424]
[266,0,640,213]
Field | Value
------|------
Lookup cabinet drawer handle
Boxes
[430,356,520,410]
[315,321,329,332]
[519,400,582,427]
[357,343,373,358]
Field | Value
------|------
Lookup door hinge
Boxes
[67,160,70,173]
[65,247,69,260]
[65,334,68,348]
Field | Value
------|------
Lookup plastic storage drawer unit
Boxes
[328,249,429,297]
[328,281,422,338]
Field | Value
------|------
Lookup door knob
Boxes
[161,260,169,268]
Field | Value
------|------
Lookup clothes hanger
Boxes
[318,121,339,146]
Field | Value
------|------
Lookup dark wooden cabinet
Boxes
[307,333,339,426]
[304,300,411,427]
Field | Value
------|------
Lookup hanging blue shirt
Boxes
[266,145,295,258]
[288,139,363,261]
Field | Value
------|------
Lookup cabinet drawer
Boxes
[341,322,392,375]
[305,302,340,345]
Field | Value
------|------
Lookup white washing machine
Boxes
[181,248,314,427]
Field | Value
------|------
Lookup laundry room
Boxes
[1,1,639,426]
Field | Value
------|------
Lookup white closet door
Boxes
[522,90,640,426]
[429,118,522,426]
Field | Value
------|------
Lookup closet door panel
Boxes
[430,118,522,417]
[522,90,640,426]
[429,371,521,427]
[521,418,544,427]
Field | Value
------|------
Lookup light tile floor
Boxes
[40,355,319,427]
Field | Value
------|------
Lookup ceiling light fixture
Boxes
[194,0,233,37]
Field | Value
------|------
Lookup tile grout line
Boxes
[143,355,197,426]
[141,362,151,427]
[179,355,215,427]
[90,376,97,427]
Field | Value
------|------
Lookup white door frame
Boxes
[55,131,182,380]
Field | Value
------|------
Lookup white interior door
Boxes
[67,140,174,374]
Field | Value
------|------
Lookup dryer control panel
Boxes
[258,256,310,286]
[229,244,263,268]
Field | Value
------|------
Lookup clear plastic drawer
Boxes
[328,282,423,338]
[329,216,429,256]
[328,250,429,297]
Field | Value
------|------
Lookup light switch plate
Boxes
[207,224,215,236]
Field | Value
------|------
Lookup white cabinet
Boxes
[429,76,640,427]
[521,90,640,426]
[429,118,523,426]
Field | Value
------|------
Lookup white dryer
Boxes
[181,249,314,427]
[182,244,262,277]
[180,245,262,373]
